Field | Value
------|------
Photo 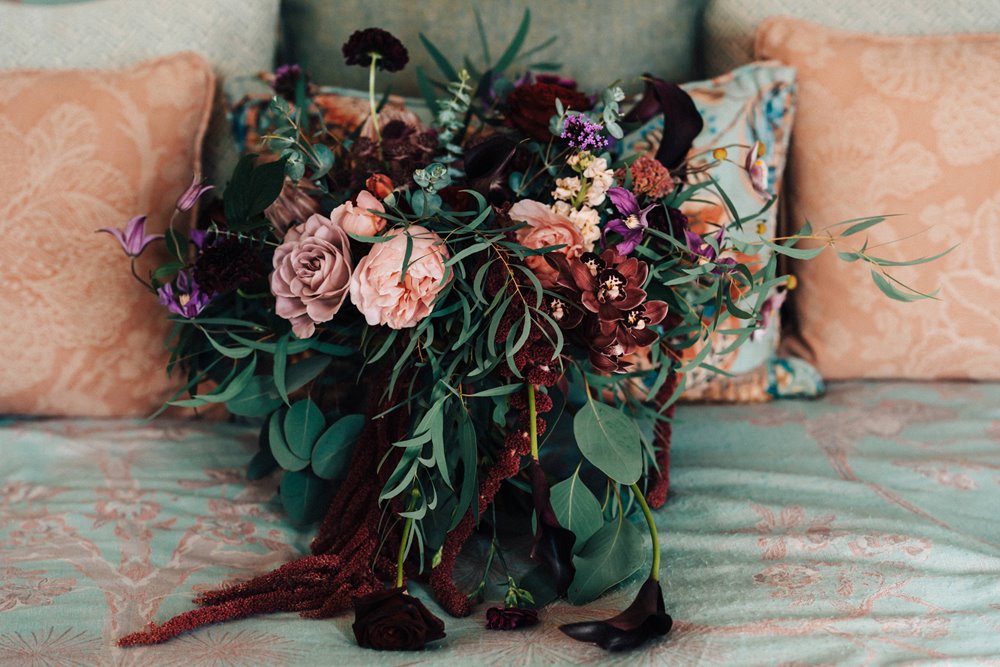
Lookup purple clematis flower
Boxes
[97,215,163,257]
[745,141,770,200]
[175,175,214,212]
[750,288,787,341]
[157,270,211,318]
[603,187,654,255]
[685,226,736,272]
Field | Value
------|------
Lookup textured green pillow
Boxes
[280,0,705,96]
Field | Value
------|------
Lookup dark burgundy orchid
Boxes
[599,301,668,354]
[528,460,576,597]
[560,577,673,652]
[572,251,649,321]
[624,75,703,172]
[548,292,584,330]
[603,187,655,255]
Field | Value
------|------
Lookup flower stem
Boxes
[630,483,660,582]
[368,53,383,148]
[395,487,419,589]
[130,258,155,293]
[527,384,539,462]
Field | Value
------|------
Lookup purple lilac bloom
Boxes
[157,270,212,318]
[97,215,162,257]
[561,115,609,152]
[602,187,653,255]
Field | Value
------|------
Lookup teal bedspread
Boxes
[1,382,998,665]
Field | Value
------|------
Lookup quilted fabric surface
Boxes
[1,381,998,665]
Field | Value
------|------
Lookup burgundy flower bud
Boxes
[365,173,395,200]
[485,607,539,631]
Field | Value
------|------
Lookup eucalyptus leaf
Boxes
[567,519,645,604]
[280,469,329,524]
[551,473,604,553]
[574,401,643,485]
[312,414,366,480]
[283,399,326,460]
[268,409,309,472]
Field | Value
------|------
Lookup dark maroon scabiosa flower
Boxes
[560,577,673,652]
[485,607,539,631]
[349,120,437,190]
[342,28,409,72]
[352,587,446,651]
[506,82,592,142]
[193,237,267,295]
[271,63,308,102]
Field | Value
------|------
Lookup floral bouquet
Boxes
[105,15,937,654]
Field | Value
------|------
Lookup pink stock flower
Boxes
[175,175,214,212]
[331,190,386,238]
[97,215,163,257]
[509,199,586,288]
[270,213,353,339]
[349,225,449,329]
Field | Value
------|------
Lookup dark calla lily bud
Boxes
[528,460,576,597]
[559,577,673,652]
[623,75,703,172]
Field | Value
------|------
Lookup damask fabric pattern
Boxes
[0,54,214,416]
[757,18,1000,380]
[2,381,999,665]
[0,0,281,186]
[703,0,1000,76]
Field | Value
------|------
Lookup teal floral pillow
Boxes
[623,62,823,401]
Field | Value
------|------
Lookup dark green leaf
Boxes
[419,33,459,81]
[268,408,309,471]
[283,399,325,460]
[551,472,603,553]
[574,401,643,485]
[312,414,366,480]
[567,518,644,604]
[492,8,531,74]
[280,469,329,524]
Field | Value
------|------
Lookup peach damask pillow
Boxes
[0,53,214,416]
[757,18,1000,379]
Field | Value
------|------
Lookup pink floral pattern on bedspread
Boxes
[1,381,998,665]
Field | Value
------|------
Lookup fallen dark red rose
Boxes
[559,577,672,652]
[352,587,446,651]
[485,606,539,631]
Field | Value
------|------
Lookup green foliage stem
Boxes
[630,483,659,582]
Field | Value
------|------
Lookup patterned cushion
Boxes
[0,54,214,416]
[280,0,702,97]
[757,18,1000,380]
[704,0,1000,76]
[623,62,820,401]
[0,0,281,186]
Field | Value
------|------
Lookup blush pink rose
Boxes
[270,213,353,339]
[332,190,386,237]
[509,199,586,287]
[350,225,449,329]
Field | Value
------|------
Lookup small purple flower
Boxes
[97,215,163,257]
[603,187,653,255]
[157,270,211,318]
[561,115,608,152]
[685,226,736,272]
[175,175,214,212]
[745,141,771,200]
[271,63,307,102]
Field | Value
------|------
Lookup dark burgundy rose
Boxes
[342,28,409,72]
[560,577,673,652]
[624,75,703,172]
[485,607,539,631]
[352,587,446,651]
[506,82,592,142]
